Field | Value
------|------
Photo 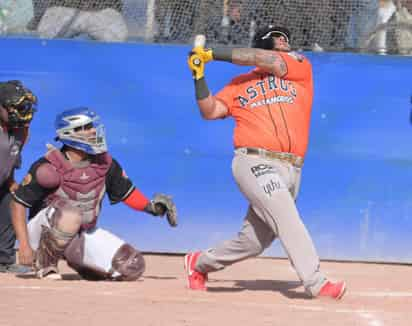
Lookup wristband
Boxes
[212,47,233,62]
[195,78,210,100]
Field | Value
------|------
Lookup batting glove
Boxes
[187,53,206,80]
[191,46,213,63]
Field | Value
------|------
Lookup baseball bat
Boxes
[192,35,205,67]
[194,34,206,47]
[222,0,229,22]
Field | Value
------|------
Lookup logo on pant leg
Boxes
[250,164,276,178]
[262,179,282,197]
[251,164,286,196]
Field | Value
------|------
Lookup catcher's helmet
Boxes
[55,107,107,155]
[252,25,291,50]
[0,80,37,127]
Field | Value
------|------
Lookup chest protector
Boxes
[0,128,22,187]
[45,146,112,229]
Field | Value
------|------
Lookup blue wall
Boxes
[1,38,412,262]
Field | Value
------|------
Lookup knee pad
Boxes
[111,244,145,281]
[35,225,68,276]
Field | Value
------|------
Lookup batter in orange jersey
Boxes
[216,52,313,158]
[184,25,346,300]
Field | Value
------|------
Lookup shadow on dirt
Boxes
[206,279,311,299]
[16,273,173,281]
[143,275,178,280]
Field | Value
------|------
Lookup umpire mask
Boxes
[0,80,37,128]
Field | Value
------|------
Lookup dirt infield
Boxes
[1,254,411,326]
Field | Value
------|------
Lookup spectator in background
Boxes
[393,0,412,54]
[191,0,253,47]
[29,0,128,42]
[301,0,352,51]
[153,0,196,43]
[358,0,412,55]
[251,0,287,31]
[375,0,397,54]
[219,0,252,45]
[252,0,350,51]
[192,0,223,44]
[401,0,412,10]
[345,0,379,51]
[0,0,34,35]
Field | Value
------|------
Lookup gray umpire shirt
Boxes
[0,126,22,191]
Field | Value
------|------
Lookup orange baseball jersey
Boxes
[215,51,313,158]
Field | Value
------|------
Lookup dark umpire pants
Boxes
[0,188,16,265]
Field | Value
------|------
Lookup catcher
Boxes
[11,107,177,280]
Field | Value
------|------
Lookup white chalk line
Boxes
[289,305,379,314]
[358,312,384,326]
[0,285,71,291]
[353,291,412,297]
[290,305,384,326]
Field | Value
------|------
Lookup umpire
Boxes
[0,80,37,273]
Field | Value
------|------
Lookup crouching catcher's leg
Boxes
[34,204,81,278]
[35,225,78,278]
[111,243,145,281]
[64,229,145,281]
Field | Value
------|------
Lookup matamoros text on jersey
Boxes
[237,75,297,109]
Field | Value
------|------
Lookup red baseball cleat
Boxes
[317,281,346,299]
[184,252,207,291]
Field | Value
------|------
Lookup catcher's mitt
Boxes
[144,193,177,227]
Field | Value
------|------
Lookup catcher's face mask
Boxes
[55,107,108,155]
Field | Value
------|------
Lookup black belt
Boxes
[236,147,304,168]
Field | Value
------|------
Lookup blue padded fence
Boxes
[1,38,412,262]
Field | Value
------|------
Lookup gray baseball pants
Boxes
[195,149,326,296]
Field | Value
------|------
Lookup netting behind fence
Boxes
[1,0,412,55]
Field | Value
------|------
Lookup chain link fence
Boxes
[0,0,411,55]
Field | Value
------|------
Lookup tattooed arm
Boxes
[233,48,287,77]
[212,47,287,78]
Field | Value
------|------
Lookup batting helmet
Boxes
[252,25,291,50]
[55,107,107,155]
[0,80,37,127]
